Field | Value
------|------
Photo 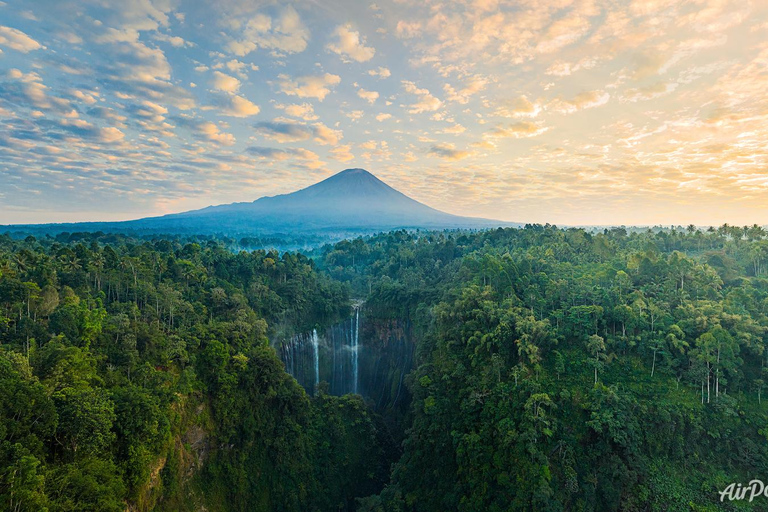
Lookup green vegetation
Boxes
[0,234,387,511]
[2,224,768,510]
[321,225,768,511]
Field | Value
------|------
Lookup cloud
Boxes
[622,82,678,102]
[443,77,487,104]
[153,33,193,48]
[631,51,668,80]
[126,100,169,127]
[428,143,473,161]
[254,119,341,145]
[376,113,391,122]
[246,145,320,166]
[440,123,466,134]
[70,89,99,105]
[357,88,379,104]
[368,67,391,78]
[214,94,261,117]
[535,14,592,54]
[277,73,341,101]
[97,126,126,143]
[59,118,125,142]
[215,59,257,78]
[0,69,79,115]
[227,7,309,56]
[175,117,235,146]
[328,25,376,62]
[396,20,421,39]
[329,144,354,162]
[491,96,541,119]
[211,71,241,92]
[96,41,196,110]
[345,110,364,120]
[548,91,610,114]
[245,145,323,169]
[196,121,235,146]
[254,120,313,143]
[87,106,127,128]
[546,58,598,77]
[0,26,42,52]
[313,122,342,145]
[402,80,442,113]
[275,102,318,120]
[485,121,548,139]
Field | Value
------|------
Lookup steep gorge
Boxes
[276,303,415,414]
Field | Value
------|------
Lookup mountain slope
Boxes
[3,168,511,237]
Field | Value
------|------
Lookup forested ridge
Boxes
[0,234,390,511]
[2,225,768,511]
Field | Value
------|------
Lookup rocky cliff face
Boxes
[276,308,415,413]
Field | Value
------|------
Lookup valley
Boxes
[2,225,768,511]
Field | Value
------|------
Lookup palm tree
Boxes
[89,252,105,290]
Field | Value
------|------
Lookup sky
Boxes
[1,0,768,226]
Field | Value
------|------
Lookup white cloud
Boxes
[396,20,421,39]
[428,143,473,161]
[330,144,354,162]
[275,102,318,120]
[227,7,309,56]
[246,146,321,168]
[368,66,391,78]
[443,77,487,104]
[346,110,365,120]
[153,33,192,48]
[548,91,610,114]
[376,113,392,122]
[216,94,261,117]
[278,73,341,101]
[254,119,341,145]
[211,71,241,92]
[441,123,466,134]
[0,26,42,52]
[485,121,548,139]
[402,80,442,114]
[357,88,379,104]
[98,126,126,143]
[196,121,235,145]
[313,122,342,145]
[491,96,541,119]
[622,82,678,102]
[327,25,376,62]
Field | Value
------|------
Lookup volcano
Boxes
[3,168,510,238]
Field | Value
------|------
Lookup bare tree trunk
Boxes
[716,346,721,398]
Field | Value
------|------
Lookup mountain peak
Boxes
[65,167,511,235]
[337,168,372,175]
[283,167,397,201]
[4,167,512,238]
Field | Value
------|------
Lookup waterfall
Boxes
[353,307,359,394]
[312,329,319,394]
[277,303,370,398]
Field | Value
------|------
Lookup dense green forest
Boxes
[2,225,768,510]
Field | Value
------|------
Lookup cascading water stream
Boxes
[353,307,359,394]
[279,302,412,400]
[312,329,319,394]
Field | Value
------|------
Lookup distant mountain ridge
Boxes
[3,168,512,239]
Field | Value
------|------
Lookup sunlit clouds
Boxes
[1,0,768,225]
